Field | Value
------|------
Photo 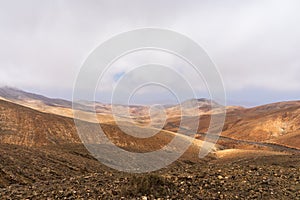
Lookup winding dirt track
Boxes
[168,122,300,153]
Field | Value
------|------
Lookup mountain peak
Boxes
[0,86,71,108]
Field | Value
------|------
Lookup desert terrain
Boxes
[0,87,299,199]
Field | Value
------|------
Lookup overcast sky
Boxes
[0,0,299,106]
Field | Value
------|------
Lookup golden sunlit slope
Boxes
[165,101,300,150]
[1,87,299,151]
[0,99,216,162]
[0,99,80,146]
[222,101,300,148]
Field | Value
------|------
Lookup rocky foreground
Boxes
[0,154,299,200]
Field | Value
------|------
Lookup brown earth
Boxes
[0,144,299,199]
[164,101,300,150]
[0,88,300,199]
[2,87,299,150]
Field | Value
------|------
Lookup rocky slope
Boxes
[0,88,300,199]
[0,152,299,199]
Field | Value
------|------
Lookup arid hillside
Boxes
[164,101,300,150]
[0,100,80,146]
[221,101,300,148]
[1,87,300,150]
[0,99,214,161]
[0,89,299,199]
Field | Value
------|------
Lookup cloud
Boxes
[0,0,299,105]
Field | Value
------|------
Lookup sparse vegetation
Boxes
[121,174,175,197]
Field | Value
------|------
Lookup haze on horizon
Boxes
[0,0,299,106]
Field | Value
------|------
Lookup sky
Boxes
[0,0,299,106]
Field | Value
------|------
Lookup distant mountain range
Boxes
[0,86,72,108]
[0,86,219,109]
[0,86,299,150]
[0,86,227,120]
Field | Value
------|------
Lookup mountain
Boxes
[165,100,300,150]
[0,99,80,146]
[0,98,215,159]
[0,87,227,124]
[0,86,72,108]
[1,87,299,150]
[0,88,299,199]
[222,101,300,149]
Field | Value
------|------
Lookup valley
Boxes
[0,87,299,199]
